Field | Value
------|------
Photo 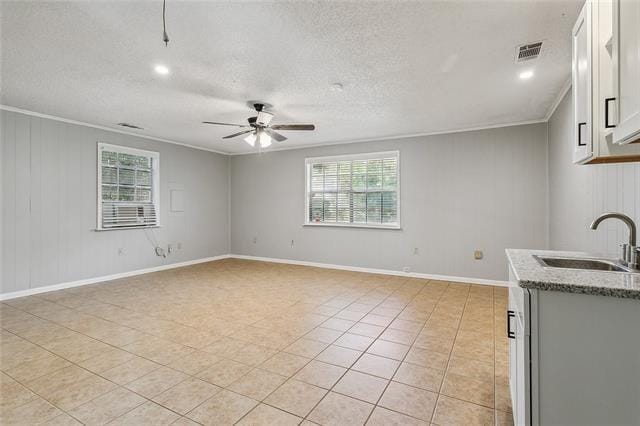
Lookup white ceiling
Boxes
[1,1,582,154]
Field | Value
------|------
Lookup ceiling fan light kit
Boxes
[202,102,315,150]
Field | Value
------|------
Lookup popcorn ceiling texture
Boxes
[1,0,581,153]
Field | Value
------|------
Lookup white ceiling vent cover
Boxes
[515,41,543,63]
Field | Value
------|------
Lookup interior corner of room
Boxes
[1,0,639,425]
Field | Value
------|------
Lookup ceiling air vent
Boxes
[515,41,543,63]
[117,122,144,130]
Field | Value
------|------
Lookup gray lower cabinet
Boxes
[508,266,640,425]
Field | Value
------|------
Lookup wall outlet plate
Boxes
[402,266,411,273]
[474,250,484,260]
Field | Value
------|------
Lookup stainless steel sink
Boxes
[533,255,631,272]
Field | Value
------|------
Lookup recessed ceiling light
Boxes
[154,64,170,75]
[519,70,534,80]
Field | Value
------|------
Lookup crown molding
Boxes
[0,104,230,155]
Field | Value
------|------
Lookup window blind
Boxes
[98,144,159,229]
[306,151,399,228]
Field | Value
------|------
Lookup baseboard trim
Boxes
[0,255,231,301]
[228,254,509,287]
[0,253,508,301]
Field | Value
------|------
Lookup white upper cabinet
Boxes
[572,2,593,163]
[612,0,640,145]
[571,0,640,164]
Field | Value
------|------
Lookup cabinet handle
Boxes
[604,97,616,128]
[577,122,587,146]
[507,310,516,339]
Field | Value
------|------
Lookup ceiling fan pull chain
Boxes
[162,0,170,46]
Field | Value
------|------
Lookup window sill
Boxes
[94,225,161,232]
[303,222,401,230]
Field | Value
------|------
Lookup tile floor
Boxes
[0,259,512,425]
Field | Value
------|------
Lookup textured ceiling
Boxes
[1,1,581,154]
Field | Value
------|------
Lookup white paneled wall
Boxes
[1,110,229,294]
[230,123,549,281]
[549,89,640,256]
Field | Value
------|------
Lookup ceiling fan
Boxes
[202,103,316,148]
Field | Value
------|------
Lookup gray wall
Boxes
[230,124,549,281]
[548,89,640,256]
[1,110,229,294]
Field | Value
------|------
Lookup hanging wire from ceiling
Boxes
[162,0,170,46]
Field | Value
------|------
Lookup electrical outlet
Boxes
[168,244,174,254]
[252,237,257,244]
[291,239,295,247]
[402,266,411,273]
[474,250,484,260]
[118,248,125,256]
[413,247,419,255]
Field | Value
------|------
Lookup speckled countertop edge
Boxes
[506,249,640,300]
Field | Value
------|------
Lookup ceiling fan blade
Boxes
[223,129,254,139]
[202,121,249,127]
[264,128,287,142]
[271,124,315,131]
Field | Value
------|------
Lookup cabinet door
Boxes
[612,0,640,144]
[572,2,594,162]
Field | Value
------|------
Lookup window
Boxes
[305,151,400,229]
[97,143,159,230]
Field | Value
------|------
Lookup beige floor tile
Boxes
[42,334,112,363]
[379,381,437,421]
[68,387,146,425]
[441,371,494,408]
[389,319,424,333]
[293,360,346,389]
[432,395,495,426]
[100,356,161,385]
[43,412,83,425]
[393,362,444,392]
[361,314,393,327]
[366,340,410,360]
[187,389,258,425]
[0,397,63,425]
[283,338,329,358]
[366,406,428,426]
[260,352,310,377]
[0,374,37,410]
[321,318,356,332]
[237,403,302,426]
[232,344,278,366]
[197,358,252,387]
[26,365,117,411]
[78,347,136,374]
[495,377,512,413]
[405,346,450,371]
[228,368,286,400]
[333,370,388,404]
[109,401,180,425]
[264,379,327,417]
[304,327,343,344]
[202,337,249,358]
[308,391,374,426]
[315,345,362,368]
[171,416,201,426]
[124,366,188,398]
[447,355,495,383]
[352,354,400,379]
[153,377,220,414]
[348,322,385,338]
[495,409,515,426]
[167,350,221,375]
[334,333,375,351]
[379,328,418,345]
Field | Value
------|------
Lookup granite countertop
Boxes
[506,249,640,300]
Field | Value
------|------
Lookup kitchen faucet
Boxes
[590,212,639,270]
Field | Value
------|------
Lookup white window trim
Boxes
[303,150,401,230]
[96,142,160,231]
